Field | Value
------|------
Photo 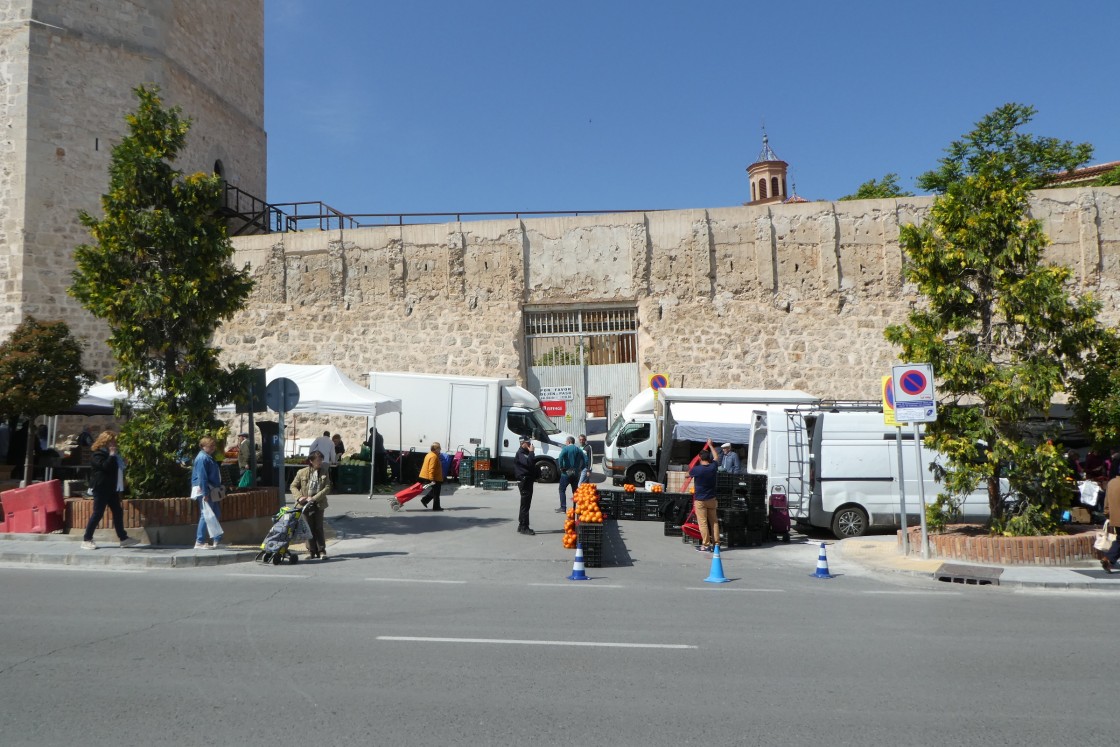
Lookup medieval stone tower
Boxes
[0,0,266,374]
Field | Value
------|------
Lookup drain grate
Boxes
[935,563,1003,586]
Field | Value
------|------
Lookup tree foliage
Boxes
[1098,165,1120,187]
[838,173,914,201]
[884,103,1102,534]
[69,86,253,498]
[0,317,94,484]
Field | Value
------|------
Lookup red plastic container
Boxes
[1,479,66,533]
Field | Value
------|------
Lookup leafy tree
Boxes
[69,86,253,498]
[884,103,1099,534]
[0,318,94,486]
[838,173,914,201]
[1098,165,1120,187]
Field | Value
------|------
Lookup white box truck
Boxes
[747,404,992,538]
[368,372,574,482]
[603,387,820,486]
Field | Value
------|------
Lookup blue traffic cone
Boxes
[811,542,834,579]
[567,543,590,581]
[704,544,730,584]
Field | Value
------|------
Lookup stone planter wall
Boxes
[901,525,1098,565]
[67,488,279,546]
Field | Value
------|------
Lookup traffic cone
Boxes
[567,543,590,581]
[811,542,834,579]
[703,545,730,584]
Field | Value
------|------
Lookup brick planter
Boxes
[67,488,279,546]
[901,525,1098,565]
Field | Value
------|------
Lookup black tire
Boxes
[535,459,558,483]
[626,464,653,486]
[831,505,869,539]
[289,553,299,564]
[272,553,283,565]
[782,533,790,543]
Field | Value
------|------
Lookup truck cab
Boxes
[604,388,658,485]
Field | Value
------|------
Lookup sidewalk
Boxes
[836,534,1120,590]
[0,531,257,568]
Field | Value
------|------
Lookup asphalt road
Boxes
[0,489,1116,746]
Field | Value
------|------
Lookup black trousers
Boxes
[83,491,127,542]
[304,502,326,556]
[419,479,442,509]
[518,477,534,529]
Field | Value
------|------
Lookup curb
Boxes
[0,547,258,568]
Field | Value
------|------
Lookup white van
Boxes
[748,406,991,538]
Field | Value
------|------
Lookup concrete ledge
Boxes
[903,525,1096,565]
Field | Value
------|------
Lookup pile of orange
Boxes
[650,484,664,493]
[561,483,604,548]
[624,483,637,493]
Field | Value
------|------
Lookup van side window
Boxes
[617,422,650,447]
[507,412,533,437]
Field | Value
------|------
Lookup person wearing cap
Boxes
[688,439,721,552]
[514,436,536,535]
[718,443,741,475]
[237,431,256,488]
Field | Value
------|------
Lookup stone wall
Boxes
[219,187,1120,449]
[0,0,265,374]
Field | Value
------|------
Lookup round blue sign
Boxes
[649,374,668,390]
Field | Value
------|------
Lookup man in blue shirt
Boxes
[688,439,721,552]
[557,436,586,513]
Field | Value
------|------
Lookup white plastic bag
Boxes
[1094,520,1115,553]
[201,499,223,539]
[1080,480,1101,507]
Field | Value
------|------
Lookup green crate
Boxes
[481,478,509,490]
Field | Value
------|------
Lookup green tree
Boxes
[884,103,1099,534]
[1098,165,1120,187]
[838,173,914,201]
[69,86,253,498]
[0,318,94,486]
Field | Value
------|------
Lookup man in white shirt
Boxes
[309,431,337,467]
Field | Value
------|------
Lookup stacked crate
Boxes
[473,447,491,487]
[576,522,603,567]
[458,455,474,485]
[596,489,620,519]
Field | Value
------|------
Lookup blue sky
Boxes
[265,0,1120,217]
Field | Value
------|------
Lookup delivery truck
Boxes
[746,404,993,538]
[603,387,821,486]
[368,372,574,482]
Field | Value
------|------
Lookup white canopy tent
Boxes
[261,364,401,417]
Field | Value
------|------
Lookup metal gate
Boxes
[524,306,639,437]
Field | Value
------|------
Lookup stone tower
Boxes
[745,133,789,205]
[0,0,266,374]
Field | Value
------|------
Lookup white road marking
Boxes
[377,636,696,649]
[0,565,147,574]
[528,583,625,588]
[685,587,785,592]
[364,577,467,584]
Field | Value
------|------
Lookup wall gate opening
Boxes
[524,306,639,440]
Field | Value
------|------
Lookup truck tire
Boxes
[831,505,868,539]
[626,463,653,486]
[535,459,558,483]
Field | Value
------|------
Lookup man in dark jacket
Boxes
[514,436,536,535]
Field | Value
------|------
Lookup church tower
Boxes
[0,0,266,374]
[745,133,789,206]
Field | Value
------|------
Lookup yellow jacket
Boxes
[419,452,443,482]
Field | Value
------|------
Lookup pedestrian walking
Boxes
[192,435,226,550]
[418,442,444,511]
[577,434,594,486]
[515,436,536,535]
[557,436,585,512]
[236,432,255,488]
[291,450,332,559]
[80,431,139,550]
[688,439,721,553]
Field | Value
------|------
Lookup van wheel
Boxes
[535,460,558,483]
[627,464,652,486]
[832,506,868,538]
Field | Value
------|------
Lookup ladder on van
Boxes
[784,411,810,520]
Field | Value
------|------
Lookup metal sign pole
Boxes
[895,426,909,556]
[913,421,930,559]
[277,407,286,511]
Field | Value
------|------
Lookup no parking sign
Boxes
[891,364,937,423]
